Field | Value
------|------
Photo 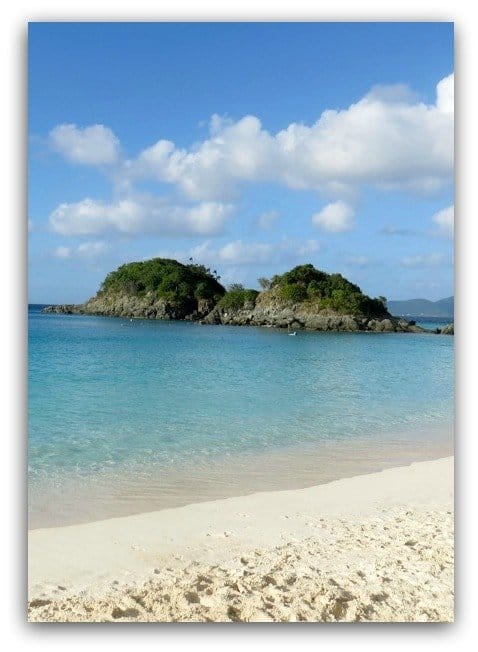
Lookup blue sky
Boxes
[28,22,454,303]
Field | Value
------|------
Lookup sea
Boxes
[28,305,454,528]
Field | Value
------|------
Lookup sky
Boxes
[28,22,454,304]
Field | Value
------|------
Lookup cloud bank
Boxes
[124,74,454,200]
[50,197,234,237]
[157,238,320,268]
[47,74,453,242]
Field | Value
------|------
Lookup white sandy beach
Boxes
[28,457,454,622]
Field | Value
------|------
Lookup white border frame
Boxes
[3,2,476,649]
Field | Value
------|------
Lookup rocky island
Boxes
[43,258,451,334]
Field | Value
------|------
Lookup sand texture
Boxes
[28,457,454,622]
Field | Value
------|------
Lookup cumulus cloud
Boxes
[436,74,454,114]
[400,252,447,267]
[53,241,109,260]
[157,238,320,268]
[217,238,319,266]
[76,241,110,257]
[432,205,454,237]
[217,240,276,265]
[49,124,120,165]
[49,196,234,237]
[311,201,355,233]
[122,74,453,200]
[46,74,453,244]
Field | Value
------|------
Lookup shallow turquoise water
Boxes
[28,305,454,526]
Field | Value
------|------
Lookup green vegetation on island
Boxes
[99,257,225,312]
[210,264,387,319]
[218,284,260,311]
[266,264,388,318]
[43,258,443,332]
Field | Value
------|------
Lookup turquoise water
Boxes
[409,317,454,332]
[28,305,453,527]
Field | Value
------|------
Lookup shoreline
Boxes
[28,456,454,622]
[40,305,453,335]
[28,427,452,529]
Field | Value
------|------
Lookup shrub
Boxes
[269,264,389,318]
[279,283,308,303]
[219,287,259,311]
[99,258,225,308]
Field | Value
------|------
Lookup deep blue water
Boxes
[28,305,454,525]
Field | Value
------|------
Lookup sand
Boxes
[28,457,454,622]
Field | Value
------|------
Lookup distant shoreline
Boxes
[39,304,453,334]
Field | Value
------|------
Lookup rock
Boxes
[42,292,214,322]
[440,324,454,335]
[42,304,79,315]
[42,299,425,335]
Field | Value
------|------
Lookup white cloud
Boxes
[432,205,454,237]
[53,245,71,259]
[128,115,272,200]
[157,238,320,268]
[218,240,275,265]
[216,238,319,266]
[436,73,454,114]
[52,241,109,260]
[123,74,453,200]
[49,196,234,237]
[49,124,120,166]
[76,241,110,257]
[312,201,355,233]
[401,252,447,267]
[257,210,280,229]
[365,83,418,104]
[46,74,453,245]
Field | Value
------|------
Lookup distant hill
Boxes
[387,296,454,318]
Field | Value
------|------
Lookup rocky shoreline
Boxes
[43,292,214,322]
[42,296,453,335]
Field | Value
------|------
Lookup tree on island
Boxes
[99,258,225,311]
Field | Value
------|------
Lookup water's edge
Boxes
[29,422,453,529]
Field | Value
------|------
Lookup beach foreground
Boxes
[28,457,454,622]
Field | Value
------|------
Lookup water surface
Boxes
[28,306,454,527]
